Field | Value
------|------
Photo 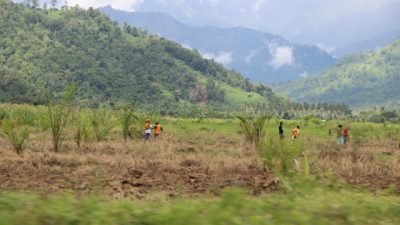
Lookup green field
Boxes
[0,104,400,224]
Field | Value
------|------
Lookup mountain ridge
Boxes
[333,29,400,57]
[0,1,289,115]
[275,38,400,110]
[100,6,336,84]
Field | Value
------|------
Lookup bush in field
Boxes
[350,125,368,149]
[73,111,90,148]
[302,115,313,127]
[237,115,272,147]
[46,86,76,152]
[0,107,8,123]
[90,109,114,142]
[260,137,305,175]
[120,103,139,141]
[10,108,36,126]
[1,118,30,154]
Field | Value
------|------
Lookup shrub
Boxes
[46,85,76,152]
[120,103,139,142]
[0,107,8,122]
[73,111,90,148]
[260,137,305,175]
[1,118,30,154]
[237,115,272,147]
[90,109,114,142]
[10,108,36,126]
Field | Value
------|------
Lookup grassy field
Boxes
[0,104,399,224]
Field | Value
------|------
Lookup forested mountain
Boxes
[100,6,336,84]
[0,0,289,115]
[333,29,400,57]
[275,38,400,110]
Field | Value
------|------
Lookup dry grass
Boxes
[1,108,399,198]
[307,137,400,192]
[0,131,277,199]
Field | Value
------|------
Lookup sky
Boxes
[22,0,400,47]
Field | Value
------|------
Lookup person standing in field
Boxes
[154,122,163,140]
[144,119,152,141]
[336,124,344,145]
[292,125,300,139]
[343,127,350,145]
[279,122,284,140]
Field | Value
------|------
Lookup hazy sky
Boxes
[64,0,400,46]
[64,0,399,13]
[24,0,400,47]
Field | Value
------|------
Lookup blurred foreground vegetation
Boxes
[1,179,400,225]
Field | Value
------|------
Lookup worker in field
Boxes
[144,119,152,141]
[343,127,350,145]
[279,121,284,140]
[336,124,344,145]
[292,125,300,139]
[154,122,163,140]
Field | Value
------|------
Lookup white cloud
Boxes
[268,43,295,69]
[244,50,257,63]
[182,43,193,50]
[252,0,266,12]
[67,0,144,11]
[315,43,336,53]
[317,0,400,18]
[299,71,309,78]
[202,51,233,65]
[202,0,221,6]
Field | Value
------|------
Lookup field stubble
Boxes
[0,109,399,198]
[0,130,278,199]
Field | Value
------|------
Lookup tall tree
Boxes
[31,0,39,8]
[50,0,57,8]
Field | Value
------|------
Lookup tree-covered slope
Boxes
[100,6,336,84]
[0,1,288,113]
[275,38,400,109]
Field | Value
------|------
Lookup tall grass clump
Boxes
[73,111,90,148]
[349,125,368,151]
[46,86,76,152]
[0,112,31,154]
[0,107,7,122]
[260,137,305,175]
[120,103,139,141]
[237,114,272,147]
[90,109,114,142]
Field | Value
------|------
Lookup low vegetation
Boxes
[0,103,399,223]
[1,185,400,225]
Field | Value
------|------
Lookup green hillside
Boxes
[100,6,336,84]
[276,38,400,109]
[0,0,288,114]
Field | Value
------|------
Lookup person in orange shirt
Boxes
[154,122,163,140]
[292,125,300,139]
